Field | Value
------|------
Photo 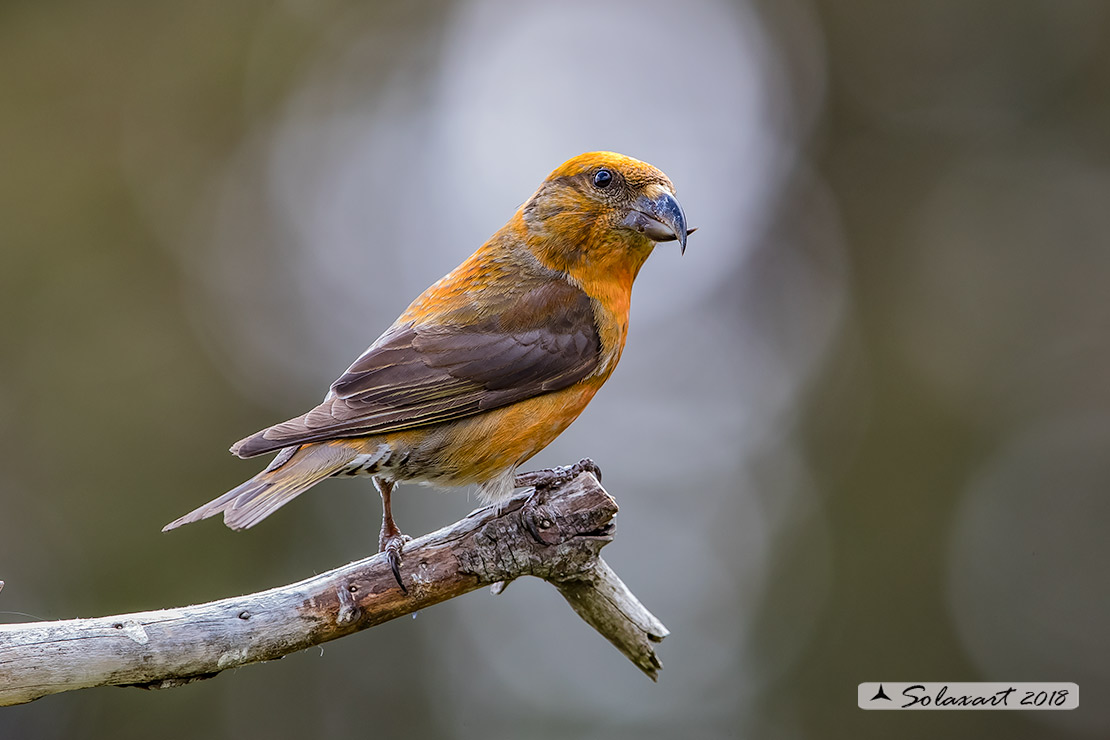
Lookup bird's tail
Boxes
[162,443,357,532]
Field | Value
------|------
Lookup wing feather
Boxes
[231,278,600,458]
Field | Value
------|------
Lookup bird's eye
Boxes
[593,168,613,188]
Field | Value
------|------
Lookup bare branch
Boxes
[0,473,667,706]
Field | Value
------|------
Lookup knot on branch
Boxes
[455,473,617,585]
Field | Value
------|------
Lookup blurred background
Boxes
[2,0,1108,738]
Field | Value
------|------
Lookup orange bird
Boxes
[164,151,689,588]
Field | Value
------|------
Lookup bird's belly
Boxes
[343,382,602,487]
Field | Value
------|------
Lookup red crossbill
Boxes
[164,151,689,589]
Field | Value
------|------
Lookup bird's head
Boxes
[519,152,690,280]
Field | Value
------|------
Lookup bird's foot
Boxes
[515,459,601,545]
[513,457,602,491]
[378,527,412,594]
[519,487,558,545]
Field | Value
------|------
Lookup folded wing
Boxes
[231,278,601,458]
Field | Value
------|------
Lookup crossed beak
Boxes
[621,186,690,254]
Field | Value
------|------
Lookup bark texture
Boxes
[0,473,667,706]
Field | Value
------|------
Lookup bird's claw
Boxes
[522,503,548,543]
[379,532,411,594]
[568,457,602,483]
[520,495,560,545]
[514,457,602,490]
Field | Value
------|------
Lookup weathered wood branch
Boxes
[0,473,667,706]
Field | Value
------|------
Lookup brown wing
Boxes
[231,279,600,458]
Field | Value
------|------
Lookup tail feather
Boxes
[162,444,357,532]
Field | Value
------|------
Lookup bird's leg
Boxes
[374,478,409,593]
[514,458,602,544]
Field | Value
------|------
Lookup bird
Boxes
[163,151,690,590]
